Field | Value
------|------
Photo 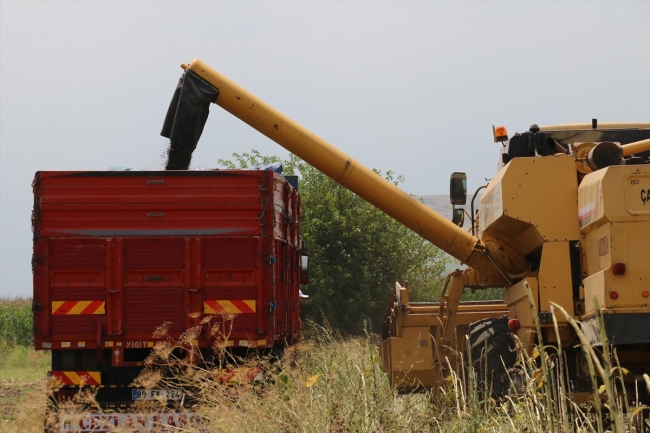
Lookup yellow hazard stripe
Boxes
[51,300,105,315]
[68,301,91,315]
[85,371,101,384]
[218,300,239,314]
[65,371,83,384]
[51,371,102,385]
[203,300,256,314]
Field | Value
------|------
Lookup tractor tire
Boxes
[467,316,516,399]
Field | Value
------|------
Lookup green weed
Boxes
[0,297,33,347]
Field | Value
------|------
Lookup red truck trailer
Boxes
[32,168,306,414]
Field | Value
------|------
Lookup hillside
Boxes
[416,194,453,219]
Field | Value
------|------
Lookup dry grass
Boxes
[2,328,649,432]
[2,295,649,432]
[185,326,446,432]
[133,323,527,432]
[0,348,49,433]
[0,377,48,433]
[0,297,49,432]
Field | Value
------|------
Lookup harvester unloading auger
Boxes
[162,59,521,285]
[162,58,650,405]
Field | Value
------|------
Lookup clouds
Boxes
[1,1,648,296]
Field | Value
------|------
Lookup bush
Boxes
[218,151,448,334]
[0,297,33,347]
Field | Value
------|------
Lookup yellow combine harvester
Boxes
[165,59,650,407]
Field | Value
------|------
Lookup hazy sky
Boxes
[1,1,649,297]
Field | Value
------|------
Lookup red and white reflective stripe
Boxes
[51,301,105,315]
[48,371,101,385]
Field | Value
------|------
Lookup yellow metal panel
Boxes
[504,278,538,351]
[580,166,650,233]
[496,156,580,242]
[610,221,650,295]
[581,164,650,317]
[480,156,580,277]
[583,223,611,276]
[624,172,650,215]
[578,168,606,232]
[480,177,504,232]
[583,271,606,314]
[584,222,650,314]
[384,327,434,389]
[537,242,575,315]
[504,278,538,319]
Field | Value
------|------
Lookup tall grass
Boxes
[158,290,647,433]
[32,324,650,433]
[127,323,528,433]
[0,298,49,433]
[0,297,33,347]
[1,290,641,432]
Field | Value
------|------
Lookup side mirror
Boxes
[452,209,465,227]
[450,172,467,205]
[300,252,309,285]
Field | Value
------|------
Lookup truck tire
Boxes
[467,316,516,399]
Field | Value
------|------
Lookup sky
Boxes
[1,1,649,297]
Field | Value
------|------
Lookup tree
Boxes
[218,151,448,334]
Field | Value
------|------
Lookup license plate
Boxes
[57,412,203,432]
[132,389,182,401]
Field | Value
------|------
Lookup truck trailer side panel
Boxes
[33,170,301,356]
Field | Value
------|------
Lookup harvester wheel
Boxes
[467,316,516,399]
